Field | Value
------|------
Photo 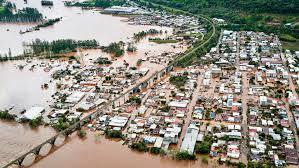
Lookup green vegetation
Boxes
[195,135,214,154]
[65,0,125,8]
[136,59,142,66]
[0,6,5,14]
[159,105,170,112]
[201,155,209,164]
[77,129,87,138]
[35,18,62,29]
[94,57,112,65]
[248,161,275,168]
[176,29,220,67]
[215,108,223,114]
[169,75,188,88]
[133,29,161,41]
[174,151,196,160]
[0,1,43,22]
[141,0,298,14]
[279,34,297,42]
[127,42,137,52]
[127,96,142,105]
[134,0,299,53]
[27,39,99,54]
[177,33,202,39]
[195,143,210,154]
[282,40,299,51]
[220,160,247,168]
[130,141,149,152]
[149,38,178,44]
[52,69,71,79]
[149,147,165,155]
[0,110,16,120]
[101,41,125,57]
[29,116,43,128]
[53,116,70,131]
[105,129,123,138]
[41,1,53,6]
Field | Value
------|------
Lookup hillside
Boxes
[138,0,299,50]
[147,0,298,15]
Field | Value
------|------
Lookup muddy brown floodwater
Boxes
[0,0,188,167]
[1,0,172,56]
[0,121,56,167]
[0,60,56,112]
[31,131,222,168]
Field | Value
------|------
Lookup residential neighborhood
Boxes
[0,0,298,167]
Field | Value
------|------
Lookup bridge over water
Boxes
[2,64,175,168]
[2,10,216,168]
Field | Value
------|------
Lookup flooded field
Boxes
[0,0,186,167]
[0,60,56,113]
[31,132,220,168]
[0,0,170,56]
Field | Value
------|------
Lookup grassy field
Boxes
[282,40,299,51]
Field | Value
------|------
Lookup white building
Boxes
[23,107,45,120]
[180,125,199,154]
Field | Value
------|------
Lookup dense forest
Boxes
[0,0,43,22]
[26,39,99,54]
[65,0,125,8]
[143,0,298,15]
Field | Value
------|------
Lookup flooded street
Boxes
[0,0,185,167]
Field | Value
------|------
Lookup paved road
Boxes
[235,32,249,164]
[280,49,299,154]
[3,2,217,167]
[178,73,203,147]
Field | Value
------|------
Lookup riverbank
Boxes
[0,1,209,167]
[30,131,223,168]
[0,121,56,167]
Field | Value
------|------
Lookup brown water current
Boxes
[31,132,221,168]
[1,0,169,56]
[0,0,188,167]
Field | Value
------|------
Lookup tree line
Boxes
[133,29,162,41]
[101,41,125,57]
[0,1,43,22]
[133,0,299,42]
[140,0,298,15]
[64,0,125,8]
[25,39,99,54]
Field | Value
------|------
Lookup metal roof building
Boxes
[180,125,199,154]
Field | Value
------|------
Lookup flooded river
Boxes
[0,0,170,56]
[0,0,187,167]
[0,60,56,112]
[31,132,220,168]
[0,121,56,167]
